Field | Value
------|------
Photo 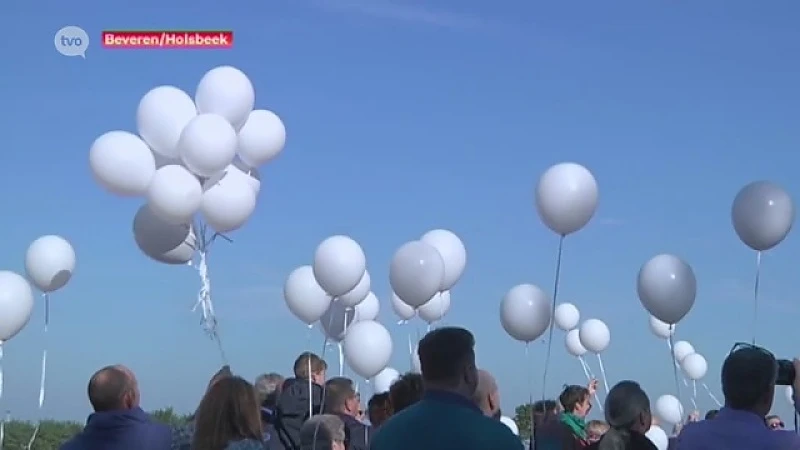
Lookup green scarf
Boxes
[560,412,587,439]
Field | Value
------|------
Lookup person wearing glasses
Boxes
[766,415,785,430]
[675,343,800,449]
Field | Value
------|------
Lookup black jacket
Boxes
[270,378,324,450]
[333,413,372,450]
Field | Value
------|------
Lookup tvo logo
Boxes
[54,26,90,58]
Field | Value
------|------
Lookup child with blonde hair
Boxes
[586,420,610,443]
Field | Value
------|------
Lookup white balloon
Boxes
[89,131,156,196]
[237,110,286,167]
[313,236,367,297]
[554,303,580,331]
[389,241,445,308]
[355,292,380,322]
[320,301,356,342]
[785,386,794,406]
[681,353,707,380]
[420,229,466,291]
[535,162,599,236]
[178,114,238,177]
[146,165,202,224]
[418,291,451,324]
[338,270,371,307]
[132,205,197,265]
[136,85,197,159]
[645,426,668,450]
[500,284,551,342]
[579,319,610,354]
[343,320,393,379]
[565,329,587,357]
[391,291,415,321]
[637,254,697,325]
[0,271,34,342]
[225,159,261,195]
[195,66,255,130]
[24,236,76,293]
[654,394,684,424]
[500,416,519,436]
[153,152,183,169]
[649,316,674,340]
[201,175,257,233]
[672,341,695,363]
[284,266,332,324]
[372,367,400,394]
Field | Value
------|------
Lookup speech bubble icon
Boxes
[54,26,90,58]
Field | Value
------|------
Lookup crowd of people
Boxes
[56,328,800,450]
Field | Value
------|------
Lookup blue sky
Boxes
[1,0,800,424]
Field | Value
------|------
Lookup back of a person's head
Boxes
[300,414,347,450]
[87,365,137,412]
[559,385,590,413]
[596,381,651,450]
[472,369,499,413]
[704,409,719,420]
[294,352,328,380]
[255,372,284,408]
[722,345,776,413]
[418,327,477,391]
[192,376,263,450]
[324,377,356,414]
[368,392,391,427]
[532,399,558,430]
[389,372,424,413]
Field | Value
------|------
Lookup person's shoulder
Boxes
[58,434,83,450]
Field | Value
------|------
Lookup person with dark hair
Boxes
[676,344,800,449]
[191,376,265,450]
[273,352,328,450]
[766,414,785,430]
[370,327,522,450]
[535,379,598,450]
[473,369,502,419]
[586,380,656,450]
[323,377,371,450]
[531,399,560,450]
[388,372,424,413]
[702,410,718,421]
[60,365,171,450]
[367,392,391,428]
[172,365,234,450]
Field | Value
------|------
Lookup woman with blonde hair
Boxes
[191,376,266,450]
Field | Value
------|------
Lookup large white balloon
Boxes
[338,270,371,307]
[226,159,261,195]
[554,303,580,331]
[372,367,400,394]
[25,235,76,293]
[343,320,393,379]
[565,329,587,357]
[681,352,707,380]
[732,181,795,252]
[195,66,255,130]
[355,292,380,322]
[500,284,551,342]
[637,254,696,325]
[420,229,466,291]
[146,165,203,224]
[178,114,238,177]
[645,426,668,450]
[535,162,599,236]
[284,266,332,325]
[0,271,34,342]
[136,85,197,159]
[313,236,367,297]
[390,241,445,308]
[133,205,197,265]
[391,292,415,321]
[672,341,695,363]
[579,319,610,354]
[649,316,674,340]
[201,175,257,233]
[654,395,684,424]
[500,416,519,436]
[89,131,156,196]
[237,110,286,167]
[320,301,356,342]
[418,291,451,324]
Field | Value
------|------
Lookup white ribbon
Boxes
[27,294,50,449]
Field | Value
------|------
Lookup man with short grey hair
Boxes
[300,414,346,450]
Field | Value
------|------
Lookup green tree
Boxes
[514,403,534,440]
[150,407,192,427]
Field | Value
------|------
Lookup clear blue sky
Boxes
[1,0,799,424]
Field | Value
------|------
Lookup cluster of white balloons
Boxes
[90,66,286,264]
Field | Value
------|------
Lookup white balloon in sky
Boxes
[201,175,257,233]
[136,85,197,159]
[89,131,156,197]
[133,205,197,265]
[195,66,255,130]
[146,165,202,224]
[178,114,238,177]
[0,271,34,342]
[237,110,286,167]
[355,292,380,322]
[24,235,76,293]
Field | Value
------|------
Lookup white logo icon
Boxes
[55,26,90,58]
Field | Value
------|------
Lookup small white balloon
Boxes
[343,320,393,379]
[579,319,610,354]
[146,165,202,225]
[178,114,238,177]
[89,131,156,196]
[681,352,708,380]
[226,159,261,195]
[24,236,76,293]
[654,395,684,424]
[500,416,519,436]
[391,291,415,321]
[320,301,356,342]
[390,241,445,308]
[672,341,695,363]
[565,329,587,357]
[420,229,467,291]
[338,270,371,307]
[355,292,380,322]
[284,266,332,325]
[195,66,255,130]
[0,271,34,342]
[418,291,451,324]
[500,284,551,342]
[535,162,599,236]
[645,426,668,450]
[372,367,400,394]
[237,110,286,167]
[132,205,197,265]
[554,303,580,331]
[313,236,367,297]
[136,85,197,159]
[649,316,674,340]
[201,175,257,233]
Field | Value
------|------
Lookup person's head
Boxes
[388,372,424,413]
[586,420,609,443]
[417,327,478,397]
[472,369,501,418]
[766,414,785,430]
[602,381,652,436]
[294,352,327,385]
[87,365,140,412]
[191,376,262,450]
[532,399,559,431]
[704,409,719,420]
[324,377,360,417]
[722,344,777,417]
[300,414,347,450]
[254,372,284,409]
[207,365,233,392]
[559,385,592,418]
[367,392,391,427]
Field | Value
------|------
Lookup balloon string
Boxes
[752,250,762,345]
[28,293,50,449]
[666,339,688,387]
[668,333,683,407]
[337,343,344,377]
[191,236,227,365]
[541,234,565,400]
[701,383,722,407]
[578,357,602,412]
[0,411,7,450]
[525,343,534,441]
[407,331,414,371]
[307,356,313,418]
[596,354,610,395]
